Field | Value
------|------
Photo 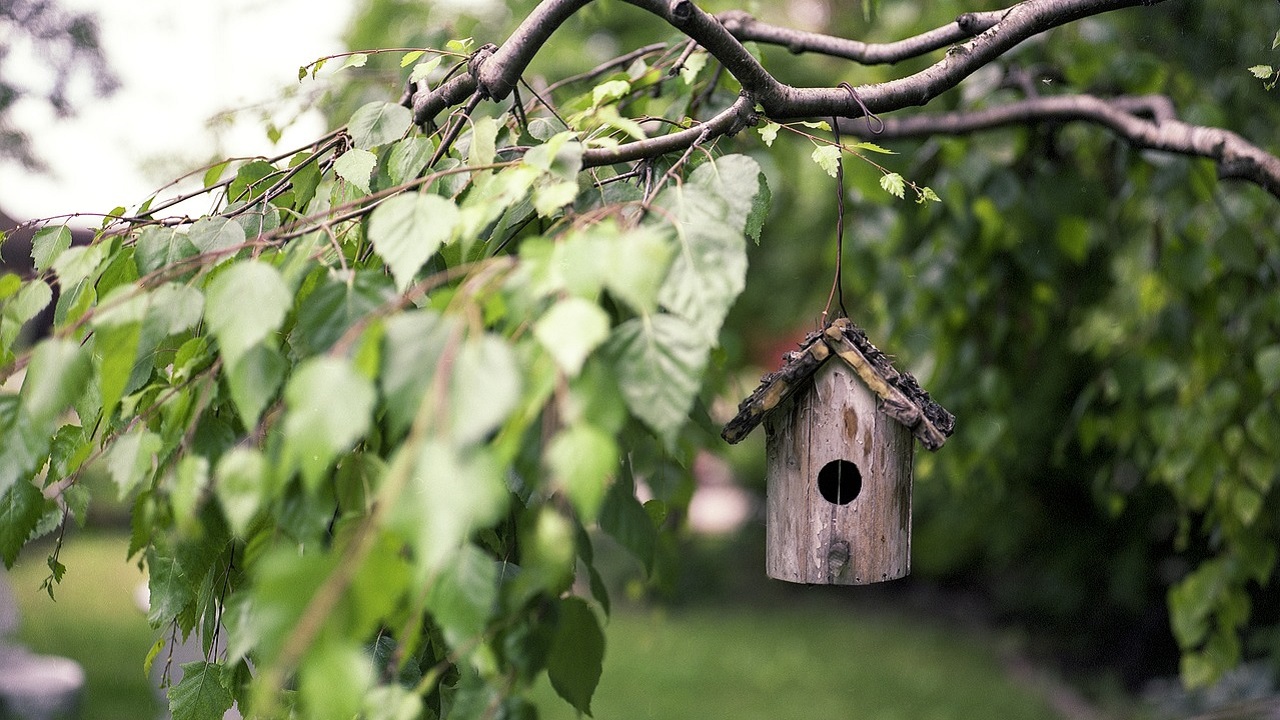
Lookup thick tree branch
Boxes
[716,9,1006,64]
[406,0,1168,163]
[840,94,1280,199]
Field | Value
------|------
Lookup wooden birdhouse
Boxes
[722,318,955,585]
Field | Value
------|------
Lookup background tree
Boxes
[0,0,1276,718]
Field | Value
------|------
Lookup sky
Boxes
[1,0,357,223]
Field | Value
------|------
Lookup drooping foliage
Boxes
[0,44,771,716]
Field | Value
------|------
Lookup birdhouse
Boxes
[722,318,955,585]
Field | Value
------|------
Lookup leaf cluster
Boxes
[0,45,768,719]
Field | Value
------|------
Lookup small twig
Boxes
[428,92,485,168]
[541,42,668,96]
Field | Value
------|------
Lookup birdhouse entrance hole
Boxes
[817,459,861,505]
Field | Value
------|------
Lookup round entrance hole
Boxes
[817,459,862,505]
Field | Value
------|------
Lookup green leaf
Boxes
[299,639,374,720]
[451,334,521,446]
[214,448,267,537]
[20,339,91,429]
[394,441,508,570]
[283,356,376,489]
[368,194,460,291]
[187,217,246,257]
[1273,29,1280,50]
[364,686,424,720]
[1255,344,1280,393]
[0,480,44,568]
[744,171,771,244]
[226,343,286,430]
[146,545,195,626]
[1248,64,1274,79]
[135,226,198,277]
[340,52,368,70]
[656,156,762,342]
[348,101,413,150]
[106,427,162,501]
[758,122,780,147]
[547,424,618,521]
[334,148,377,193]
[400,50,424,67]
[143,638,165,677]
[849,140,896,155]
[409,56,443,85]
[31,226,72,275]
[811,145,842,178]
[604,225,675,315]
[203,160,230,188]
[1169,559,1226,649]
[425,543,498,645]
[592,79,631,107]
[547,597,605,716]
[607,315,708,447]
[387,137,436,185]
[51,243,108,289]
[679,50,708,85]
[292,271,393,356]
[446,37,474,53]
[599,479,656,570]
[170,455,210,534]
[799,120,831,131]
[879,171,906,199]
[168,662,234,720]
[94,321,141,420]
[228,160,277,203]
[533,180,579,217]
[203,260,291,367]
[1,279,52,359]
[380,310,459,438]
[0,273,19,301]
[523,132,582,179]
[0,397,50,498]
[534,297,610,377]
[468,116,499,167]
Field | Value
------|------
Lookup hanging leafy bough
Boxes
[2,0,1280,716]
[0,34,776,718]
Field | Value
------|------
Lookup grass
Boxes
[532,601,1063,720]
[7,534,1063,720]
[6,532,159,720]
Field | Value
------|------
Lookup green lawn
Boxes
[7,533,159,720]
[7,534,1062,720]
[533,603,1062,720]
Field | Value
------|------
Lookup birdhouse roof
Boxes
[721,318,955,451]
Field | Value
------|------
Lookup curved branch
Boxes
[716,9,1005,64]
[407,0,1168,142]
[581,94,757,167]
[413,0,1167,120]
[839,94,1280,199]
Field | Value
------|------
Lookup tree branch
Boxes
[580,94,757,167]
[407,0,1162,120]
[716,8,1006,64]
[405,0,1169,163]
[840,94,1280,199]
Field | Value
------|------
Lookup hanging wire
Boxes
[821,82,883,325]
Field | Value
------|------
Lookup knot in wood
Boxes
[827,541,851,570]
[468,44,499,98]
[955,12,979,33]
[669,0,694,22]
